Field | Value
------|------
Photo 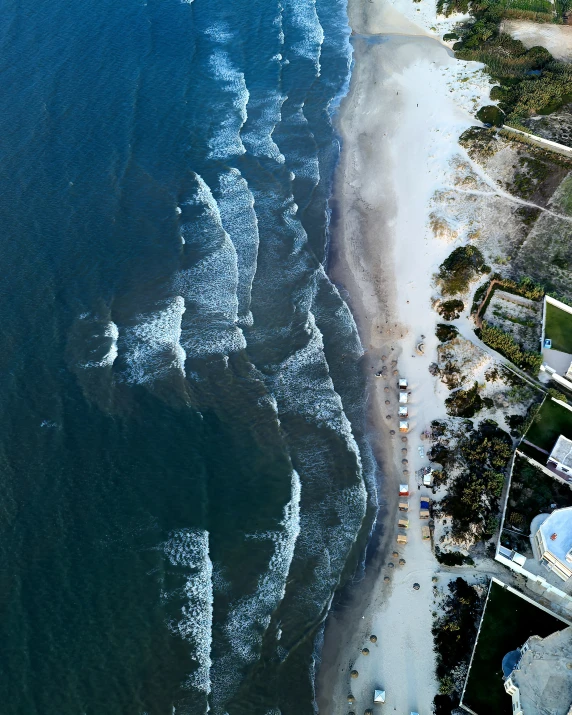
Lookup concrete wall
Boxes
[547,295,572,317]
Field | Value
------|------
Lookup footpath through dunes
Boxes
[317,0,494,711]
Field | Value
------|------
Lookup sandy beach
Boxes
[317,0,493,711]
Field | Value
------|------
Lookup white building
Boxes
[504,627,572,715]
[534,507,572,581]
[548,435,572,479]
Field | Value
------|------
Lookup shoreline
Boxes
[317,0,494,709]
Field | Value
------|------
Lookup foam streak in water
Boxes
[122,297,186,384]
[283,0,324,76]
[207,49,249,159]
[176,175,245,358]
[164,529,213,694]
[217,169,259,325]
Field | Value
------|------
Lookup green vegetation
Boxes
[472,274,543,316]
[545,302,572,353]
[548,386,568,403]
[459,126,499,160]
[525,397,572,451]
[480,321,542,374]
[476,104,505,126]
[511,155,551,199]
[504,454,572,537]
[448,0,572,125]
[436,323,459,342]
[437,299,464,320]
[438,245,490,295]
[439,420,513,539]
[435,548,475,565]
[445,382,484,417]
[463,581,566,714]
[433,578,484,714]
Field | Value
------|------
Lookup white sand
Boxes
[502,19,572,62]
[317,0,495,712]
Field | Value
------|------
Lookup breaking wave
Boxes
[121,297,186,384]
[217,169,259,326]
[164,529,213,694]
[207,49,249,159]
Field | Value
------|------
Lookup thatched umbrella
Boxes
[388,562,394,568]
[401,448,407,454]
[362,647,370,656]
[399,558,406,565]
[402,458,408,464]
[392,551,399,558]
[392,369,398,376]
[384,386,389,392]
[390,430,395,435]
[403,469,409,476]
[385,400,390,405]
[347,695,356,704]
[350,670,359,679]
[401,436,407,442]
[381,355,387,361]
[413,582,420,590]
[369,634,377,643]
[365,709,374,715]
[383,575,390,583]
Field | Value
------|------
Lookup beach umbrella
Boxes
[362,647,369,656]
[351,670,359,679]
[413,583,420,590]
[370,634,377,643]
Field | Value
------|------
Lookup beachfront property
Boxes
[503,627,572,715]
[549,435,572,479]
[533,507,572,582]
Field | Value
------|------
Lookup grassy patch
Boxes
[480,321,542,375]
[505,454,572,534]
[463,581,567,714]
[525,397,572,451]
[545,302,572,353]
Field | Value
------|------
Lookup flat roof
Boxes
[538,506,572,566]
[550,434,572,469]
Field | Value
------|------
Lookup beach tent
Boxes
[422,525,430,540]
[399,392,408,404]
[396,530,407,544]
[399,484,409,495]
[373,690,386,703]
[398,500,409,512]
[420,499,430,519]
[398,517,409,528]
[399,406,408,417]
[399,378,408,389]
[399,420,409,432]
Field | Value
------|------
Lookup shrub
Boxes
[548,387,568,403]
[435,548,475,566]
[476,104,505,126]
[437,299,465,320]
[445,382,484,417]
[436,323,459,342]
[438,246,489,295]
[481,321,542,374]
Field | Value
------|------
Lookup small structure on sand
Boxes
[420,499,431,519]
[399,483,409,496]
[399,378,408,390]
[373,689,386,704]
[399,420,409,432]
[399,499,409,512]
[399,391,408,404]
[397,529,408,544]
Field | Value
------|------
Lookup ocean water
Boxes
[0,0,377,713]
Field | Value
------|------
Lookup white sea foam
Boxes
[283,0,324,75]
[80,320,119,368]
[210,471,301,706]
[176,176,245,359]
[207,50,249,159]
[242,90,286,164]
[122,297,186,384]
[164,529,213,693]
[204,21,234,43]
[217,169,259,324]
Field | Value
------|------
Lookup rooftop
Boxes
[509,627,572,715]
[551,435,572,470]
[538,507,572,566]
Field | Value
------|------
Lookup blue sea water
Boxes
[0,0,377,713]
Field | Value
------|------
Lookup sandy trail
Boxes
[316,0,495,712]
